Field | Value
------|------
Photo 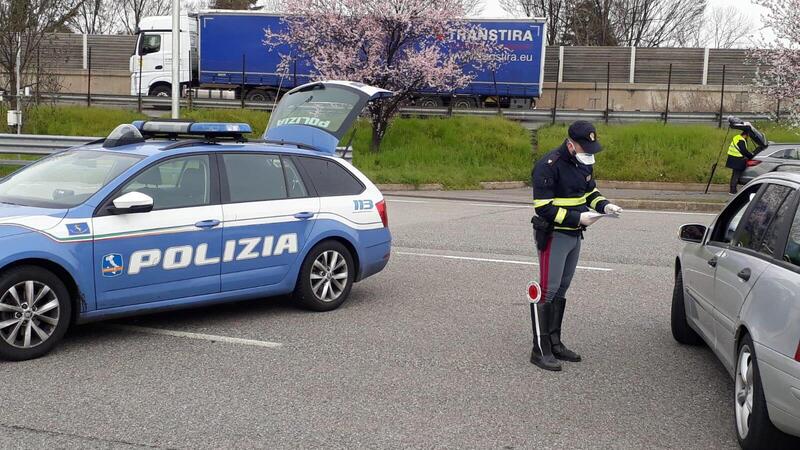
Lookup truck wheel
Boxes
[294,241,354,312]
[671,267,702,345]
[245,89,275,103]
[453,98,476,109]
[418,96,443,108]
[149,85,171,97]
[0,266,72,361]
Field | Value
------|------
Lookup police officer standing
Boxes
[529,121,622,371]
[726,131,753,194]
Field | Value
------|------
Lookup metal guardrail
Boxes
[37,92,773,124]
[0,133,353,166]
[0,134,97,166]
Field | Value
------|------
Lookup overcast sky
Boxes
[478,0,774,45]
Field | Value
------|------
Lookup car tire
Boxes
[735,334,797,449]
[294,240,355,312]
[0,266,72,361]
[671,267,703,345]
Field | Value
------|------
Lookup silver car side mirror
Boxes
[679,224,707,243]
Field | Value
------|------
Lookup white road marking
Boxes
[467,203,529,208]
[386,199,429,203]
[394,251,612,272]
[624,209,716,216]
[106,325,282,348]
[385,195,719,216]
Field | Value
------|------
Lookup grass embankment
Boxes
[537,122,800,184]
[0,106,534,188]
[350,116,532,188]
[4,105,800,187]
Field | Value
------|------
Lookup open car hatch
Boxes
[264,81,393,155]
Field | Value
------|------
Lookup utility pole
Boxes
[171,0,180,118]
[15,37,22,135]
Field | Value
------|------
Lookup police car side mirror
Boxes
[109,191,154,214]
[679,224,707,244]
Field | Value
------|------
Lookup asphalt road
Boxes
[0,196,739,449]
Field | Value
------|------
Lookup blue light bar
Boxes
[129,120,253,138]
[188,122,252,134]
[142,121,192,134]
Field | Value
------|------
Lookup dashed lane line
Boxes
[105,325,283,348]
[394,251,613,272]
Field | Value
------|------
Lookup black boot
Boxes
[550,297,582,362]
[530,302,562,371]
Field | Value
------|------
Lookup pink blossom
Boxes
[264,0,507,151]
[752,0,800,124]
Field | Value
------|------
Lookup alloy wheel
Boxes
[0,281,60,349]
[310,251,348,302]
[735,345,754,439]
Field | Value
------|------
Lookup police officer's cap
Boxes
[568,121,602,154]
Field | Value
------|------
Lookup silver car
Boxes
[673,173,800,449]
[740,144,800,185]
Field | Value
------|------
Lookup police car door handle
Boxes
[708,256,718,268]
[294,212,315,220]
[195,219,221,229]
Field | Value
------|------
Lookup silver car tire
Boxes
[294,240,355,312]
[735,334,798,449]
[0,266,72,361]
[670,266,702,345]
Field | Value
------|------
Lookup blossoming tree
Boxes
[265,0,505,151]
[753,0,800,122]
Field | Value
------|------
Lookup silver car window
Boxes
[727,206,749,243]
[760,191,796,257]
[711,188,758,244]
[736,184,793,252]
[768,148,789,159]
[785,207,800,265]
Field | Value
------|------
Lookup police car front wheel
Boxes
[295,241,354,312]
[0,266,72,361]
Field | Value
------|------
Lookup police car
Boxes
[0,81,392,361]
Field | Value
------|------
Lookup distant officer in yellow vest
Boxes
[726,131,754,194]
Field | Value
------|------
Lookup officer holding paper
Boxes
[529,121,622,372]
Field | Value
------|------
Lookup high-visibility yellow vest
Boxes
[728,135,747,158]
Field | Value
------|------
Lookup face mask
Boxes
[575,153,595,165]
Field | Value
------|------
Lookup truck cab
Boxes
[130,15,197,97]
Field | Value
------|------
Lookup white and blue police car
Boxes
[0,81,392,360]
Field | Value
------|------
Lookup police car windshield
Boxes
[0,150,142,209]
[267,85,361,136]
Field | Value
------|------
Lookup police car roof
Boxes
[83,119,340,159]
[78,139,337,159]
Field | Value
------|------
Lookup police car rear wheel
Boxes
[295,241,354,312]
[0,266,71,361]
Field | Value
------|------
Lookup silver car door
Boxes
[691,185,761,344]
[682,242,721,341]
[713,183,796,370]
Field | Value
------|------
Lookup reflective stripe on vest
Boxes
[552,188,601,207]
[728,135,746,158]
